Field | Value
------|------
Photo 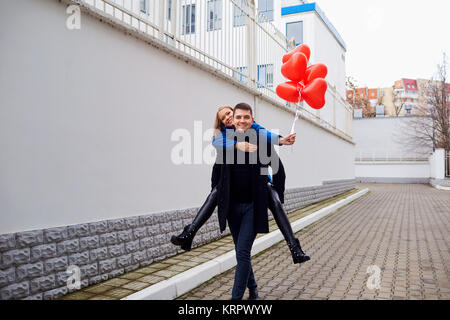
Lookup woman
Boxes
[171,106,310,264]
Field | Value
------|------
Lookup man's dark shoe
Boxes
[288,239,310,264]
[170,225,195,251]
[248,287,259,300]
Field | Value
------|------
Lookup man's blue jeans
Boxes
[227,202,257,300]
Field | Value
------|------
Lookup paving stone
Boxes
[103,287,134,299]
[180,183,450,301]
[84,283,115,294]
[121,281,149,291]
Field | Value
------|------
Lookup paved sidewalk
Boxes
[58,188,360,300]
[178,183,450,300]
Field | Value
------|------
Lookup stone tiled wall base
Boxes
[0,179,355,300]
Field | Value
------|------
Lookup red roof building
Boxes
[402,79,418,91]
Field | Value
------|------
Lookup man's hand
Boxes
[279,133,296,146]
[235,142,258,152]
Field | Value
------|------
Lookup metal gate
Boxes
[446,151,450,177]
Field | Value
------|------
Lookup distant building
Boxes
[347,87,384,118]
[349,77,449,118]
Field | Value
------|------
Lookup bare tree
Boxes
[346,76,376,117]
[346,76,358,91]
[395,53,450,155]
[392,87,406,116]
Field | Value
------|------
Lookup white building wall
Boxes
[0,0,354,234]
[353,117,432,159]
[353,117,434,182]
[355,162,430,179]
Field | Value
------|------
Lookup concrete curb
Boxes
[122,188,370,300]
[430,183,450,191]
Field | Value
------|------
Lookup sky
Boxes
[314,0,450,88]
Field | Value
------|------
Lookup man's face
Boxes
[233,108,253,131]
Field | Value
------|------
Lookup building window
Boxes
[167,0,172,20]
[354,109,363,118]
[207,0,222,31]
[376,105,385,117]
[182,4,196,35]
[257,64,274,88]
[233,0,247,27]
[258,0,274,22]
[140,0,147,13]
[286,21,303,46]
[233,66,248,83]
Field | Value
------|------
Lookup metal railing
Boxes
[75,0,352,140]
[355,150,431,162]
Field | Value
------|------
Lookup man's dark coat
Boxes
[211,130,286,234]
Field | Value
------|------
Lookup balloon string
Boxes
[290,81,304,135]
[290,108,299,135]
[297,82,305,102]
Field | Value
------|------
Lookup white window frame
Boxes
[207,0,222,31]
[182,4,196,35]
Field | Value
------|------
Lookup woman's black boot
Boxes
[267,183,310,264]
[287,239,310,264]
[170,187,218,251]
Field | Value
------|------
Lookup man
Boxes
[212,103,291,300]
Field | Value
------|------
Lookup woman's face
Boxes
[218,108,234,127]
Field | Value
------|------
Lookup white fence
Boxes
[74,0,352,140]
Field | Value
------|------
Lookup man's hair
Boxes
[234,103,253,116]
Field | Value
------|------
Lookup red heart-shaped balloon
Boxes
[282,44,311,64]
[301,78,327,109]
[281,52,307,83]
[276,81,300,103]
[304,63,328,86]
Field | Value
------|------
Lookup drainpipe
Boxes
[247,0,257,91]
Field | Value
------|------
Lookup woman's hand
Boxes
[235,142,258,153]
[279,133,296,146]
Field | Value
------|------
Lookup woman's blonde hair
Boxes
[213,105,233,139]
